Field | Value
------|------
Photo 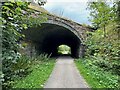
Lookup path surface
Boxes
[44,56,90,88]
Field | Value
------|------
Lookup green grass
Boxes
[75,58,119,89]
[13,59,55,88]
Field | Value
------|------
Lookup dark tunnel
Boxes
[23,23,82,58]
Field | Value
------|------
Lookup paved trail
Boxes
[44,56,90,88]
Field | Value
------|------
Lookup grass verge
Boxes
[13,58,55,88]
[75,58,119,89]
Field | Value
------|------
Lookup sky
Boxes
[42,0,91,25]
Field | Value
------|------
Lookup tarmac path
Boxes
[44,56,90,88]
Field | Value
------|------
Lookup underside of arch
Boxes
[22,23,85,58]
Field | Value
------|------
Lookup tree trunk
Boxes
[103,24,106,37]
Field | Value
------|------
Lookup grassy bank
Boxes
[13,56,55,88]
[75,58,119,89]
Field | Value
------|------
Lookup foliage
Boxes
[83,2,120,88]
[32,0,47,6]
[3,54,54,88]
[11,55,32,77]
[58,45,71,54]
[34,53,52,61]
[87,1,116,36]
[13,55,55,88]
[2,55,32,88]
[85,23,120,75]
[1,0,47,89]
[116,1,120,38]
[75,58,119,88]
[86,1,120,76]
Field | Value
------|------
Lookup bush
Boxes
[2,55,32,89]
[2,53,53,89]
[75,58,119,88]
[85,24,120,75]
[11,56,32,78]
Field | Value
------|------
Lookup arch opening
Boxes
[57,44,71,56]
[23,23,83,58]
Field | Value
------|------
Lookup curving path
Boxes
[44,56,90,88]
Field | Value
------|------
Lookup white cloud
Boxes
[42,0,91,25]
[63,2,87,12]
[43,2,88,13]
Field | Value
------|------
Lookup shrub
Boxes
[2,55,32,89]
[85,24,120,75]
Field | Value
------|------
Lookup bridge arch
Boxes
[45,19,83,43]
[22,19,86,58]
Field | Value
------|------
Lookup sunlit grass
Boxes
[13,59,55,88]
[75,58,119,89]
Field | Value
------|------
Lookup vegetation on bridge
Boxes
[1,0,53,89]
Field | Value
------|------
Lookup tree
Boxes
[116,1,120,39]
[87,1,113,37]
[31,0,47,6]
[111,1,120,39]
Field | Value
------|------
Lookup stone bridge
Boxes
[22,4,93,58]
